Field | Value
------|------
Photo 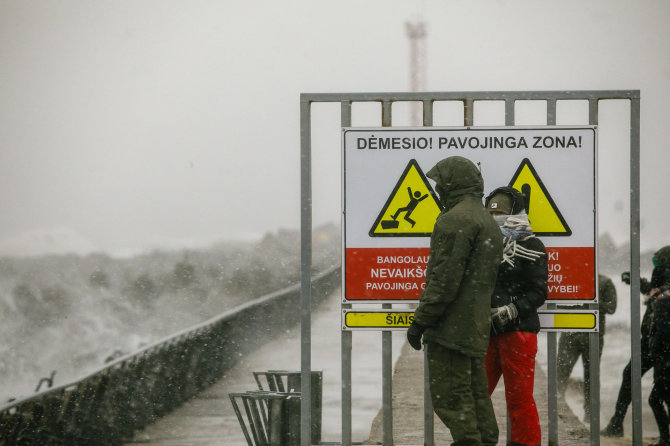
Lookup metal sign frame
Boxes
[300,90,641,446]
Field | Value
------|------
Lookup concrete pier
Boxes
[124,321,654,446]
[366,342,613,446]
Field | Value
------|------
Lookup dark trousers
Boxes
[609,305,654,426]
[426,342,499,446]
[649,372,670,442]
[557,332,603,417]
[610,347,653,424]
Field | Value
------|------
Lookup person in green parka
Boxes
[407,156,503,446]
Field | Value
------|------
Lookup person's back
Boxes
[413,156,502,357]
[407,156,503,446]
[420,191,503,356]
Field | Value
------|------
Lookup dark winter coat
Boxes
[650,289,670,388]
[413,156,503,358]
[597,275,618,335]
[635,263,667,362]
[649,246,670,374]
[642,246,670,343]
[490,236,547,335]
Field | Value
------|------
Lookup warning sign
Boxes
[537,310,598,332]
[345,247,429,301]
[342,310,415,330]
[341,309,598,332]
[369,159,442,236]
[546,247,595,299]
[509,158,571,236]
[343,126,597,303]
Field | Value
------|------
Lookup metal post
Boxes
[589,331,600,444]
[422,99,435,446]
[545,98,559,446]
[341,100,353,446]
[422,99,434,128]
[629,96,642,446]
[588,98,600,446]
[382,324,393,446]
[546,98,556,127]
[342,329,352,446]
[505,98,515,126]
[381,100,393,446]
[464,99,474,126]
[299,96,312,446]
[547,315,559,446]
[504,97,516,446]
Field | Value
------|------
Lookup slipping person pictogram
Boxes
[381,187,428,229]
[369,159,442,237]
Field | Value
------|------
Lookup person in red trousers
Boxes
[483,186,548,446]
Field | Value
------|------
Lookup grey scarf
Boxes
[493,212,545,266]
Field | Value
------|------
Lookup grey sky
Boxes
[1,0,668,256]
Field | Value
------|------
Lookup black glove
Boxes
[407,320,426,350]
[491,303,518,334]
[622,271,652,294]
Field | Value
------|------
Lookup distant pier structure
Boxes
[405,20,427,126]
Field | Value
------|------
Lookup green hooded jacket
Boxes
[413,156,503,357]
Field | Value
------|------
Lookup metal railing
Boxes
[229,390,301,446]
[230,370,323,446]
[0,265,340,446]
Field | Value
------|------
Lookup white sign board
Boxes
[343,126,596,303]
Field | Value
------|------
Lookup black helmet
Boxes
[484,186,527,215]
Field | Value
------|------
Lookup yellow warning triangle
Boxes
[369,159,442,237]
[509,158,572,236]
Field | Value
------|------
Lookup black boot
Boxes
[600,418,624,437]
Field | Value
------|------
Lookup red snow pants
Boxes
[485,331,541,446]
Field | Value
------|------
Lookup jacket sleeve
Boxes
[513,237,548,317]
[599,276,618,315]
[413,216,475,327]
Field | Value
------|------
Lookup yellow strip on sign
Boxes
[553,313,596,329]
[345,312,414,328]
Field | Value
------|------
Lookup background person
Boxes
[556,274,617,421]
[602,246,670,437]
[649,282,670,446]
[406,156,503,446]
[483,186,547,446]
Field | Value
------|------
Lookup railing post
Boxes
[629,95,642,446]
[546,98,559,446]
[300,95,313,446]
[381,99,394,446]
[341,99,353,446]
